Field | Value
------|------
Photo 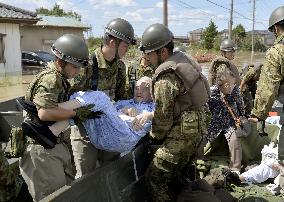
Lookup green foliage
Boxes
[87,37,103,54]
[36,4,81,21]
[239,35,267,52]
[87,37,103,49]
[232,24,246,47]
[254,38,267,52]
[201,20,218,50]
[213,34,222,51]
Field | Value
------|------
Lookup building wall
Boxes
[189,33,202,43]
[0,23,21,86]
[20,26,85,53]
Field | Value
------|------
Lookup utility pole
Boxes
[251,0,255,63]
[228,0,233,39]
[163,0,168,27]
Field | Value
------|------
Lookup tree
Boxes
[87,37,103,48]
[213,34,222,51]
[232,24,246,47]
[240,35,267,52]
[201,20,218,50]
[36,4,81,21]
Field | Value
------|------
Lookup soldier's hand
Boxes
[74,104,103,123]
[87,111,103,119]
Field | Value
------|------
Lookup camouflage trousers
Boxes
[145,110,205,202]
[70,123,120,179]
[0,148,23,202]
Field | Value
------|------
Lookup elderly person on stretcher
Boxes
[20,76,155,153]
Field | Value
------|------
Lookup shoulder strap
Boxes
[91,54,99,91]
[221,94,240,126]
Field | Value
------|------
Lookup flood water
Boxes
[0,52,266,102]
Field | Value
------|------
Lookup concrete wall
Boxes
[20,26,85,53]
[0,23,21,86]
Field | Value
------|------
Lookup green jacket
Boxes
[69,48,128,101]
[252,34,284,120]
[25,62,70,109]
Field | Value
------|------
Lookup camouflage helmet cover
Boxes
[141,23,174,53]
[51,34,89,67]
[268,6,284,31]
[105,18,136,45]
[220,39,236,52]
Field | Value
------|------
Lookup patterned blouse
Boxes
[207,85,245,142]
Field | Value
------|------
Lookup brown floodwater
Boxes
[0,52,266,103]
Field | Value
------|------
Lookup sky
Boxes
[1,0,283,37]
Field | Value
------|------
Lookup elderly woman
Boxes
[207,68,245,172]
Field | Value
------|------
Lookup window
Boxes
[0,34,5,63]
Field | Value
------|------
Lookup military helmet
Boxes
[105,18,136,45]
[51,34,89,67]
[268,6,284,31]
[174,46,187,53]
[220,39,236,52]
[141,23,174,53]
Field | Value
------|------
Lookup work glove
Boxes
[222,168,241,187]
[74,104,103,123]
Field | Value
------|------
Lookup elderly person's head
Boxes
[216,68,236,95]
[134,76,152,102]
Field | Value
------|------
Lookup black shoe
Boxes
[222,168,242,186]
[22,120,57,149]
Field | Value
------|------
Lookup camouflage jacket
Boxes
[241,65,256,84]
[25,62,70,109]
[151,73,184,140]
[128,57,154,81]
[69,48,128,101]
[151,72,207,142]
[252,33,284,120]
[0,149,21,201]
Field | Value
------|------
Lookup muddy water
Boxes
[0,52,266,102]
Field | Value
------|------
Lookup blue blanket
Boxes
[70,91,155,153]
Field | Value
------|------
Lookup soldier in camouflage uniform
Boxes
[240,64,262,115]
[19,34,91,201]
[0,148,22,201]
[69,18,137,179]
[127,52,153,96]
[140,24,210,202]
[208,39,241,87]
[249,6,284,193]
